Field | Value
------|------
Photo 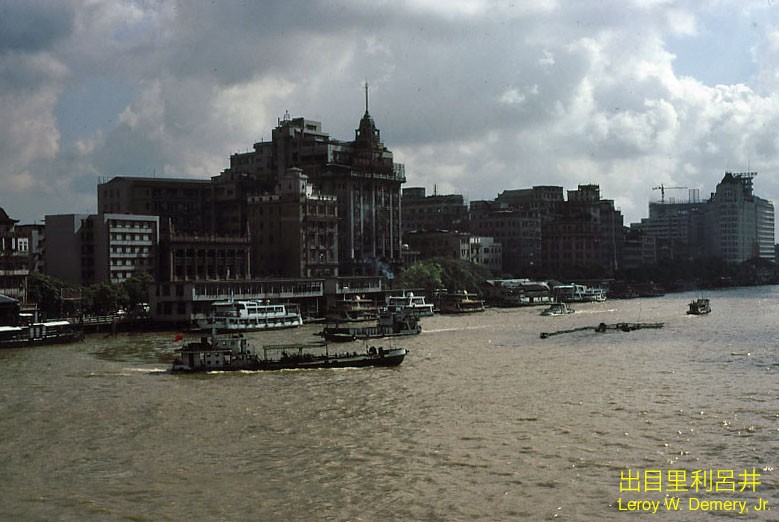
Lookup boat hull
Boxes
[172,348,408,373]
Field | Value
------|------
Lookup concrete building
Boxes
[704,172,775,263]
[98,177,213,235]
[469,236,503,272]
[406,230,472,261]
[159,233,251,282]
[468,186,563,274]
[45,213,159,285]
[228,91,405,276]
[401,187,467,236]
[541,185,624,276]
[247,168,339,278]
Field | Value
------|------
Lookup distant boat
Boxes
[687,298,711,315]
[385,291,435,317]
[327,295,379,322]
[435,290,486,314]
[552,284,606,303]
[319,309,422,342]
[540,302,575,316]
[0,320,83,349]
[171,333,407,372]
[196,299,303,332]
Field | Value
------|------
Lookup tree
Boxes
[123,271,154,310]
[26,272,65,318]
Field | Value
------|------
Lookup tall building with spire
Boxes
[225,86,406,276]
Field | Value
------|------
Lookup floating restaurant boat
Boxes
[540,302,575,316]
[171,333,407,372]
[196,299,303,332]
[687,298,711,315]
[319,309,422,342]
[0,320,83,349]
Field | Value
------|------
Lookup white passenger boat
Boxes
[385,291,435,317]
[196,299,303,332]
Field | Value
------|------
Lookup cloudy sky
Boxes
[3,1,779,229]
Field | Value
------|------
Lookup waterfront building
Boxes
[469,236,503,272]
[232,92,405,276]
[247,168,339,278]
[468,186,563,274]
[401,187,467,237]
[97,177,213,235]
[0,208,30,301]
[159,232,251,282]
[637,188,706,261]
[541,185,624,276]
[45,213,159,285]
[704,172,775,263]
[405,230,472,261]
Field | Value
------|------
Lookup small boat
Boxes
[687,298,711,315]
[171,333,407,372]
[0,320,83,348]
[540,302,575,316]
[196,299,303,332]
[319,309,421,342]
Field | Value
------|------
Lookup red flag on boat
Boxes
[174,332,184,341]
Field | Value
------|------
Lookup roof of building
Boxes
[0,207,19,225]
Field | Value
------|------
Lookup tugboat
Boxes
[171,333,407,372]
[687,298,711,315]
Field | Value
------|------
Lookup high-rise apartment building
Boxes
[45,213,159,285]
[704,172,775,263]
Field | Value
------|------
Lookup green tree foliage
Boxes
[393,258,493,295]
[392,261,444,295]
[84,282,127,316]
[26,272,65,317]
[122,271,153,310]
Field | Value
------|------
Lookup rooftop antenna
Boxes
[364,81,369,114]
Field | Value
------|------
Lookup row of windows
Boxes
[109,220,152,229]
[111,234,152,242]
[111,246,150,254]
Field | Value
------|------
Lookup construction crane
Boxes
[652,184,687,203]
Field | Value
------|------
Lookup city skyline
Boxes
[3,2,779,231]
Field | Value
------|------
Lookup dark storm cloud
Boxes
[0,1,73,54]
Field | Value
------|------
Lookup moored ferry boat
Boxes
[171,333,407,372]
[326,295,380,322]
[384,291,435,317]
[196,299,303,332]
[0,320,83,349]
[319,308,422,342]
[552,284,606,303]
[435,290,486,314]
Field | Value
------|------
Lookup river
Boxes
[0,286,777,521]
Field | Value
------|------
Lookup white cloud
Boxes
[2,0,779,234]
